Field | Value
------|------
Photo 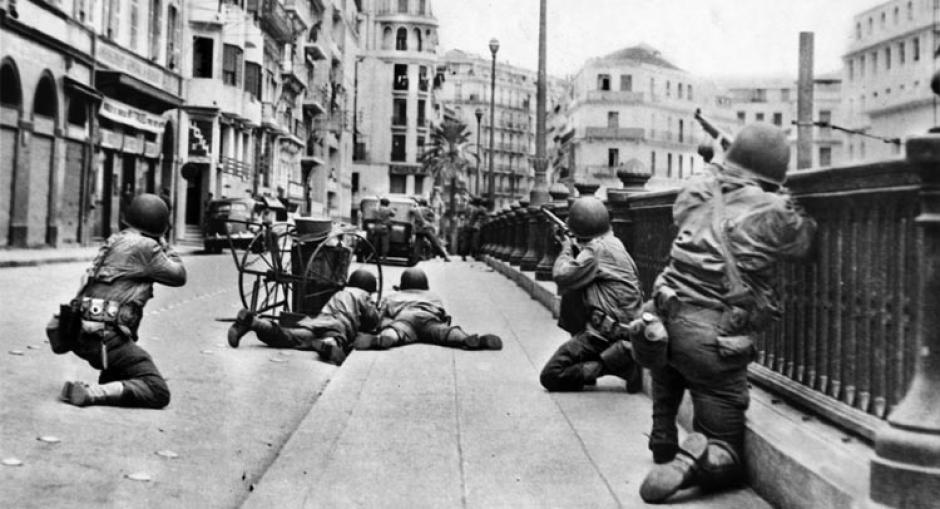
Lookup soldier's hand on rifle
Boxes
[552,225,568,245]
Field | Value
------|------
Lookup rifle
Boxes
[694,108,733,151]
[540,206,574,239]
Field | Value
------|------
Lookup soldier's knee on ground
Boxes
[376,327,400,349]
[698,440,744,492]
[123,375,170,409]
[600,340,642,393]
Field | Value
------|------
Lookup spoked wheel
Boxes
[238,223,297,320]
[297,231,383,316]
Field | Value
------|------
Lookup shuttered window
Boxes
[223,44,244,86]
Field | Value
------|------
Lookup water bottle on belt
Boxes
[631,310,669,369]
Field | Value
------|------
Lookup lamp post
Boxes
[487,38,499,210]
[474,108,483,196]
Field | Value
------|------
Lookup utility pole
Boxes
[529,0,549,207]
[797,32,814,170]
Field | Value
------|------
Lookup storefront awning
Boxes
[63,76,103,103]
[96,70,183,112]
[98,97,168,133]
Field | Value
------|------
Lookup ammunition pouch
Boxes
[588,309,631,342]
[629,300,670,370]
[47,301,83,354]
[77,297,143,339]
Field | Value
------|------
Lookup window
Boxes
[608,148,619,167]
[899,41,906,64]
[222,44,243,86]
[650,151,656,173]
[649,77,655,97]
[396,28,408,51]
[130,0,140,49]
[819,147,832,167]
[392,98,407,125]
[244,62,261,99]
[688,84,693,101]
[666,81,671,97]
[880,11,886,27]
[397,0,408,13]
[678,119,684,143]
[389,174,406,193]
[149,0,162,60]
[619,74,632,91]
[667,153,673,178]
[894,6,899,24]
[755,112,765,122]
[393,64,408,90]
[597,74,611,91]
[607,111,619,128]
[819,110,832,136]
[868,17,873,34]
[192,37,214,78]
[773,112,782,126]
[417,100,426,126]
[871,51,878,74]
[391,134,406,161]
[907,1,913,20]
[418,66,428,91]
[165,5,178,69]
[737,111,745,121]
[885,47,891,70]
[678,155,683,177]
[780,88,790,102]
[860,55,866,77]
[856,22,861,40]
[848,60,854,80]
[414,174,424,194]
[913,36,920,61]
[678,83,684,99]
[418,0,426,15]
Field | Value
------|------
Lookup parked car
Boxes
[203,197,262,254]
[359,195,420,266]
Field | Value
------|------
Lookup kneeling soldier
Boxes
[539,196,644,393]
[227,269,380,365]
[356,267,502,351]
[51,194,187,408]
[637,124,816,503]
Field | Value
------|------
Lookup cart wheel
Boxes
[298,231,383,316]
[238,224,294,319]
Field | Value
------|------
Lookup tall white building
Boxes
[553,44,738,194]
[726,73,845,170]
[842,0,939,163]
[352,0,441,212]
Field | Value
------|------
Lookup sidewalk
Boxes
[244,260,770,508]
[0,241,204,268]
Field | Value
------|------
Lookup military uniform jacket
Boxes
[379,289,448,325]
[553,231,643,324]
[656,165,816,316]
[297,287,380,339]
[373,206,395,233]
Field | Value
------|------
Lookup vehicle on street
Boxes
[359,195,420,266]
[203,197,262,254]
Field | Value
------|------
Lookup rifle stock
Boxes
[694,108,733,151]
[540,206,573,238]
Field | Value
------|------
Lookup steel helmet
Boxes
[125,193,169,237]
[398,267,429,290]
[697,142,715,163]
[724,123,790,185]
[566,197,610,239]
[379,197,390,206]
[347,268,378,293]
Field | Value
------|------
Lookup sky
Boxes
[433,0,884,80]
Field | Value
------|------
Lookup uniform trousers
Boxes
[73,328,170,408]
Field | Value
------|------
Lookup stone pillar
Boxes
[520,204,542,271]
[484,212,498,256]
[535,183,570,281]
[869,77,940,508]
[574,182,599,198]
[607,171,651,252]
[509,199,529,265]
[496,208,510,260]
[499,204,518,261]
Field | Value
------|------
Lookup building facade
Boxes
[842,0,939,163]
[1,0,183,247]
[552,45,738,195]
[727,74,845,170]
[351,0,440,212]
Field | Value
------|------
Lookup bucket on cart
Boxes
[291,218,351,317]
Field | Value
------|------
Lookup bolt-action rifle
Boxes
[694,108,734,151]
[540,206,574,240]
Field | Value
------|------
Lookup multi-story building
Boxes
[727,73,844,169]
[1,0,184,247]
[842,0,939,163]
[552,44,738,195]
[436,48,538,209]
[352,0,440,212]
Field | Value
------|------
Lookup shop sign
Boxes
[123,135,142,154]
[100,128,123,150]
[144,141,161,158]
[99,98,167,133]
[188,119,213,157]
[97,40,181,93]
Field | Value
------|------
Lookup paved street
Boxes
[0,253,770,508]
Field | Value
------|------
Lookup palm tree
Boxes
[420,119,479,243]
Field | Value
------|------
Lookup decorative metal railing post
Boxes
[510,199,529,265]
[520,203,542,271]
[536,183,571,281]
[574,182,600,199]
[501,203,520,261]
[870,73,940,508]
[497,207,512,260]
[490,210,504,258]
[608,171,652,252]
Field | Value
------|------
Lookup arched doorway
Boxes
[0,58,22,247]
[28,72,58,246]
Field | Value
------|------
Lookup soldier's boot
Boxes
[639,432,709,504]
[600,340,643,393]
[227,309,255,348]
[60,381,125,407]
[313,337,347,366]
[697,440,745,493]
[462,332,503,350]
[581,361,604,386]
[360,328,400,350]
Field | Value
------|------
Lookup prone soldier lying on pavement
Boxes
[226,269,380,365]
[354,267,502,351]
[47,194,187,408]
[634,123,817,504]
[538,196,644,393]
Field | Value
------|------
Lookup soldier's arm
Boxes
[146,240,187,287]
[553,241,599,292]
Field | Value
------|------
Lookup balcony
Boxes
[584,90,646,104]
[220,156,253,179]
[283,0,313,32]
[584,127,645,141]
[305,40,328,61]
[248,0,294,43]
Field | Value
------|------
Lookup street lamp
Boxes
[474,108,483,196]
[487,38,499,210]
